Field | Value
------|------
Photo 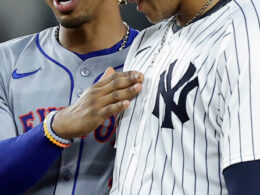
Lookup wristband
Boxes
[43,111,72,148]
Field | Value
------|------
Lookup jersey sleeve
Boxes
[0,48,17,139]
[0,123,63,194]
[218,14,260,170]
[0,44,63,194]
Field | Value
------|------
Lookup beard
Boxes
[57,14,91,28]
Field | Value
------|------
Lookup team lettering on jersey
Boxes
[152,60,199,129]
[19,107,64,133]
[19,107,116,144]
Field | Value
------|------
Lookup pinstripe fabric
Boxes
[111,0,260,194]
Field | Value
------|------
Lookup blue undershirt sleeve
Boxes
[0,123,63,194]
[223,160,260,195]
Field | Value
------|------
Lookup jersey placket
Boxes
[119,37,173,194]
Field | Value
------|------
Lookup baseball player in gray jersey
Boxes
[0,0,144,194]
[111,0,260,194]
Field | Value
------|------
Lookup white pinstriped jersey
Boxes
[111,0,260,194]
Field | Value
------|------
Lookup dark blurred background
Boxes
[0,0,151,43]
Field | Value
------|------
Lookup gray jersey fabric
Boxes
[0,27,130,195]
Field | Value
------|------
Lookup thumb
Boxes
[101,67,116,81]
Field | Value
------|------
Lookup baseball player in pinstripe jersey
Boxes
[111,0,260,194]
[0,0,144,194]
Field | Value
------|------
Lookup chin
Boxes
[149,13,176,24]
[58,15,90,28]
[143,8,169,23]
[145,14,164,24]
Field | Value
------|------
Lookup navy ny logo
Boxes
[152,60,199,129]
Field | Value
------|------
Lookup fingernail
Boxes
[133,83,139,90]
[135,74,140,79]
[120,100,129,108]
[123,100,129,106]
[104,67,110,74]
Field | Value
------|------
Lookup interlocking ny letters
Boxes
[152,60,199,129]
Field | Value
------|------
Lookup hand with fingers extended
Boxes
[52,67,144,140]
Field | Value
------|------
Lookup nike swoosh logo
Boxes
[135,46,151,58]
[12,68,41,79]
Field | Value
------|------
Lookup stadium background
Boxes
[0,0,151,42]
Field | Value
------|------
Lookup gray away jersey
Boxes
[111,0,260,195]
[0,27,130,195]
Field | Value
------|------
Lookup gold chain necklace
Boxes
[55,22,130,51]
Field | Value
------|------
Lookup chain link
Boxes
[119,22,130,51]
[55,22,130,51]
[149,0,215,67]
[149,18,175,67]
[185,0,215,26]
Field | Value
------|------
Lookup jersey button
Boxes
[77,88,84,97]
[81,67,90,77]
[62,170,72,181]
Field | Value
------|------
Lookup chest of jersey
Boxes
[9,47,123,134]
[113,16,231,195]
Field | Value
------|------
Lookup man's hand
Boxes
[52,67,144,139]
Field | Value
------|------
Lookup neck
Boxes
[176,0,220,26]
[58,1,127,54]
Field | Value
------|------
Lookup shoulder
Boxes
[0,27,54,70]
[0,35,36,83]
[206,0,260,58]
[227,0,259,25]
[222,0,260,48]
[204,0,260,38]
[0,27,54,86]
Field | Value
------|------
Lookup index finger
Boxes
[100,67,116,81]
